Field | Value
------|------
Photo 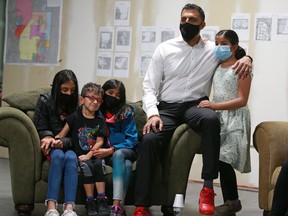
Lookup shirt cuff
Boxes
[146,107,159,119]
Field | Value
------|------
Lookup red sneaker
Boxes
[133,206,150,216]
[199,187,215,215]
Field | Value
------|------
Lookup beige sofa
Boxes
[253,121,288,216]
[0,88,202,216]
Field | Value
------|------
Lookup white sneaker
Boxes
[44,209,60,216]
[61,209,78,216]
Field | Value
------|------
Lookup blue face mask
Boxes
[214,45,232,61]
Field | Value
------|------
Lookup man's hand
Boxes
[232,56,252,79]
[143,115,163,134]
[40,136,54,155]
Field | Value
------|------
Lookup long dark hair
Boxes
[101,79,128,119]
[216,29,246,60]
[51,69,79,114]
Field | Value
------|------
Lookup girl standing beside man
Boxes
[198,29,252,216]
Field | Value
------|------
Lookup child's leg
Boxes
[215,161,242,216]
[46,149,65,209]
[92,158,106,197]
[84,183,95,197]
[92,158,110,215]
[79,160,96,199]
[95,182,106,195]
[63,150,78,211]
[219,160,238,202]
[80,160,98,216]
[111,148,136,206]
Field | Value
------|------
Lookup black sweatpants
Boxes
[79,158,106,184]
[134,99,220,207]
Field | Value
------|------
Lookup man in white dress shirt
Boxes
[133,3,252,216]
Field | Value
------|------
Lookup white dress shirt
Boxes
[142,36,219,118]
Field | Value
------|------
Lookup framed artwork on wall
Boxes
[4,0,62,66]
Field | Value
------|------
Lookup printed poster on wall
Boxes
[4,0,62,66]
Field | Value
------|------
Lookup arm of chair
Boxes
[163,123,201,206]
[0,107,42,205]
[253,121,288,211]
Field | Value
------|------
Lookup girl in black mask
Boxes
[34,69,79,216]
[93,79,139,216]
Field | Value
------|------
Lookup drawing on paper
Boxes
[255,17,272,41]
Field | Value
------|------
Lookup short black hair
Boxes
[181,3,205,21]
[81,82,104,97]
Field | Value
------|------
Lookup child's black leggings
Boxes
[219,161,239,202]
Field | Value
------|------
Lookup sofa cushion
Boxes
[128,100,146,140]
[271,166,282,188]
[3,87,51,112]
[26,111,35,121]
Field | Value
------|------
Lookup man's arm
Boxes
[142,46,164,118]
[142,47,164,134]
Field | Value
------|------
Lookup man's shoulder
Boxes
[201,38,215,48]
[161,36,182,46]
[156,36,184,52]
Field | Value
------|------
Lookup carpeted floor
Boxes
[0,157,262,216]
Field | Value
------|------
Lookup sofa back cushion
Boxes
[3,88,147,138]
[3,87,51,112]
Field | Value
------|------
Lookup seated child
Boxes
[57,82,109,216]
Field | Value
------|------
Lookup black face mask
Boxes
[104,94,121,109]
[179,22,200,41]
[59,93,74,104]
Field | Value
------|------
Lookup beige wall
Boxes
[2,0,288,187]
[2,0,162,103]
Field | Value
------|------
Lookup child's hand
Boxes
[52,139,63,149]
[40,136,54,155]
[92,148,112,158]
[78,154,91,162]
[197,100,214,109]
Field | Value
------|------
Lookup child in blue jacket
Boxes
[92,79,139,216]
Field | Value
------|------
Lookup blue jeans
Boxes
[107,148,137,201]
[46,149,78,206]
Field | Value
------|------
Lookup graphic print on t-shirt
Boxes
[78,125,99,151]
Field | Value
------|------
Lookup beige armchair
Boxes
[253,121,288,216]
[0,88,202,216]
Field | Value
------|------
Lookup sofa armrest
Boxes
[0,107,42,205]
[163,123,201,205]
[253,121,288,210]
